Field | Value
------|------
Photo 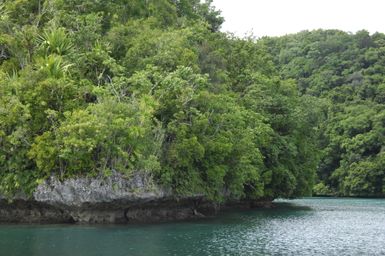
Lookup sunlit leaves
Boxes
[36,55,72,78]
[37,27,73,56]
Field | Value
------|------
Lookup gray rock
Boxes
[33,170,169,207]
[0,170,211,224]
[0,170,272,224]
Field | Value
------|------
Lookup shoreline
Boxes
[0,171,276,225]
[0,197,274,225]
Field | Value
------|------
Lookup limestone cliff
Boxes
[0,171,273,224]
[0,171,209,224]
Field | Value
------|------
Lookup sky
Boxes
[211,0,385,38]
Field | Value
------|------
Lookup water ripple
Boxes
[1,198,385,256]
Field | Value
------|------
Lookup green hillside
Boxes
[0,0,383,200]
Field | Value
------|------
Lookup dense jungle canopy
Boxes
[0,0,383,199]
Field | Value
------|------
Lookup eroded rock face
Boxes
[0,199,74,223]
[33,171,169,207]
[0,171,272,224]
[0,171,210,224]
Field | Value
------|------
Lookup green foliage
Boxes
[128,67,271,200]
[29,95,161,177]
[0,0,346,202]
[37,27,73,56]
[263,30,385,197]
[313,182,334,196]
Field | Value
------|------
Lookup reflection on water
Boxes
[1,198,385,256]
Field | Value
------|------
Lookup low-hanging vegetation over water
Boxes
[0,0,383,200]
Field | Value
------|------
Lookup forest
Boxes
[0,0,383,200]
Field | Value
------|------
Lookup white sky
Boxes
[211,0,385,37]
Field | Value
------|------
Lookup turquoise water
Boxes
[1,198,385,256]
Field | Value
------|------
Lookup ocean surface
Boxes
[1,197,385,256]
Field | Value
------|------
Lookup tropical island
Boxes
[0,0,384,224]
